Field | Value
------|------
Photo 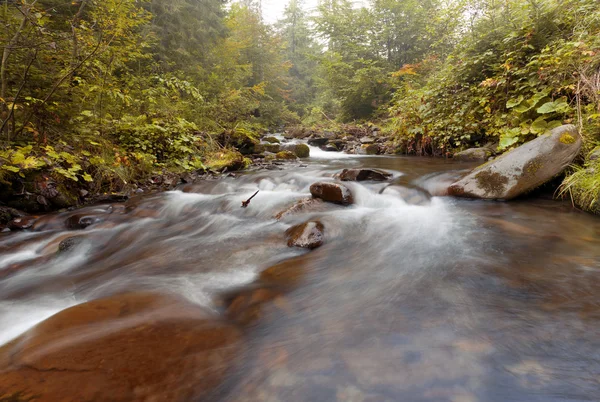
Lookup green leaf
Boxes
[1,165,20,173]
[537,99,570,114]
[82,173,93,182]
[506,96,524,109]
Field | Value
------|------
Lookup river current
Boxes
[1,143,599,401]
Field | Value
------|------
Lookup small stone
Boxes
[285,221,325,249]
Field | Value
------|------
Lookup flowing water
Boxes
[1,144,600,401]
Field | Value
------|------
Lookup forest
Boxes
[1,0,600,213]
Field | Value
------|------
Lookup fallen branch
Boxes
[241,190,259,208]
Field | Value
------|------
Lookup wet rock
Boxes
[449,125,582,200]
[7,215,37,230]
[360,137,375,144]
[337,168,392,182]
[308,137,329,146]
[322,144,339,152]
[357,144,379,155]
[223,285,285,326]
[263,136,281,144]
[0,292,244,402]
[286,221,325,249]
[280,143,310,158]
[275,197,325,220]
[381,185,432,206]
[454,148,492,162]
[0,206,26,225]
[65,213,103,230]
[57,236,87,253]
[259,254,312,287]
[310,182,354,205]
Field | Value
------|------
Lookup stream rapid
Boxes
[1,143,600,401]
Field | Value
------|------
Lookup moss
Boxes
[275,151,297,160]
[474,170,509,197]
[559,133,576,145]
[523,157,543,177]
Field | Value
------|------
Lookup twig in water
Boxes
[241,190,259,208]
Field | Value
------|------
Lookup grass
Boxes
[559,159,600,214]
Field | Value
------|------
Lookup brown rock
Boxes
[65,213,103,230]
[285,221,325,249]
[259,254,312,287]
[0,292,244,402]
[310,182,354,205]
[223,285,285,326]
[337,168,392,182]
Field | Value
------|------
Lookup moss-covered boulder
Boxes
[205,150,249,172]
[275,151,298,160]
[449,125,582,200]
[262,136,281,144]
[280,143,310,158]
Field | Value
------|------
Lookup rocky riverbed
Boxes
[0,138,599,402]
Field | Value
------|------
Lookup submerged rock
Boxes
[286,221,325,249]
[65,213,103,230]
[449,125,582,200]
[57,236,87,253]
[453,148,492,162]
[381,185,432,206]
[275,198,324,220]
[337,168,392,182]
[223,285,285,326]
[310,182,354,205]
[0,292,244,402]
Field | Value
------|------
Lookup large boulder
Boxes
[310,182,354,205]
[453,148,492,162]
[0,292,244,402]
[337,168,392,182]
[285,221,325,249]
[449,125,582,200]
